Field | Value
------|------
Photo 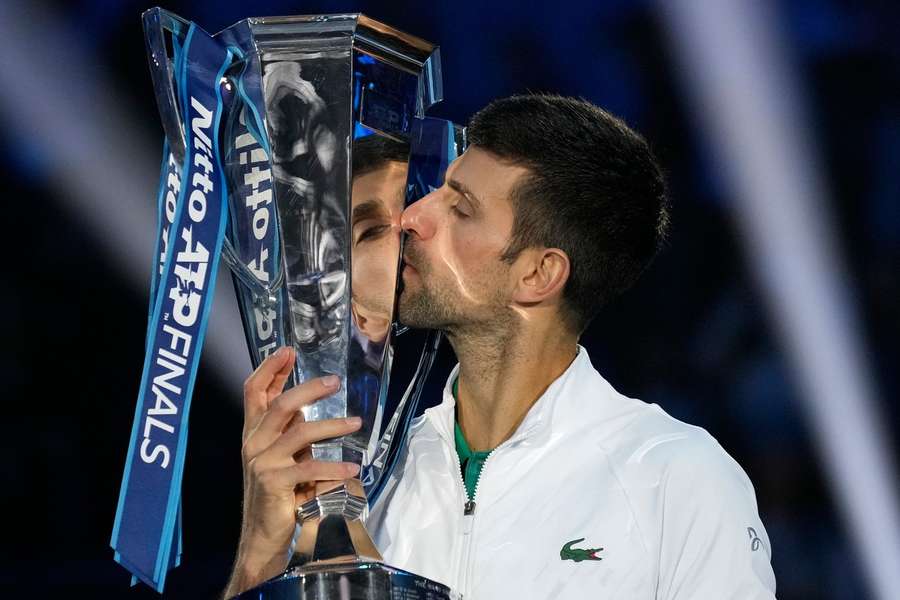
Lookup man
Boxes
[225,94,777,599]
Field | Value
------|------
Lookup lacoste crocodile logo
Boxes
[560,538,603,562]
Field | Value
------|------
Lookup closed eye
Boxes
[451,204,470,218]
[355,223,392,244]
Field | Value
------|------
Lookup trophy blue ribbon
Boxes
[111,23,234,592]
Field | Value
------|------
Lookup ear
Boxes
[511,248,570,305]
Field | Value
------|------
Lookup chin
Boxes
[396,302,434,330]
[395,306,420,329]
[397,283,456,330]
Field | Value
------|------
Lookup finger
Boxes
[244,350,296,441]
[260,417,362,468]
[266,347,295,401]
[248,375,341,454]
[274,460,360,489]
[243,347,294,428]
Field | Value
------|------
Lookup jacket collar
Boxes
[424,345,592,450]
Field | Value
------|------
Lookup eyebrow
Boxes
[447,178,482,209]
[351,199,388,226]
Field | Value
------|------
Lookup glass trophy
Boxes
[141,8,465,599]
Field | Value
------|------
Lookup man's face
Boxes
[398,146,530,331]
[350,160,407,341]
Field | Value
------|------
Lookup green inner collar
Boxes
[452,376,492,500]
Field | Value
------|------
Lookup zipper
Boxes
[455,431,531,598]
[461,449,493,516]
[452,446,474,596]
[456,449,495,598]
[456,422,538,515]
[430,403,543,598]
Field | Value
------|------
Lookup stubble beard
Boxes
[397,265,515,340]
[397,268,460,330]
[399,264,520,377]
[397,241,517,338]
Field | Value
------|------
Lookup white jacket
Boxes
[368,347,777,599]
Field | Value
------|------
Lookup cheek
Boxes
[443,225,509,290]
[459,217,508,257]
[352,239,400,295]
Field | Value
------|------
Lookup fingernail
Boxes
[322,375,340,388]
[276,346,289,358]
[346,463,361,475]
[345,416,362,426]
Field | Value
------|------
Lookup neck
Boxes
[447,319,578,452]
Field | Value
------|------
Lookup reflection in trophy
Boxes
[350,135,410,347]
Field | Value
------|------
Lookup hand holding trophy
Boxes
[226,350,362,597]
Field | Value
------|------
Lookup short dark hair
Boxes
[352,134,410,178]
[467,94,670,334]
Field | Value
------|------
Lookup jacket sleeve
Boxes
[655,434,777,600]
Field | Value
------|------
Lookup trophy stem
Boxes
[288,480,383,570]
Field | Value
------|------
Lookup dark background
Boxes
[1,0,898,598]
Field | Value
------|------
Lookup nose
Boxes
[400,189,439,241]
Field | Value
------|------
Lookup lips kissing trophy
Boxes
[111,8,465,598]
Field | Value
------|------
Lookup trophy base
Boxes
[236,561,460,600]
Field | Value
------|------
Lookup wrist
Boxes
[223,560,263,599]
[225,538,288,598]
